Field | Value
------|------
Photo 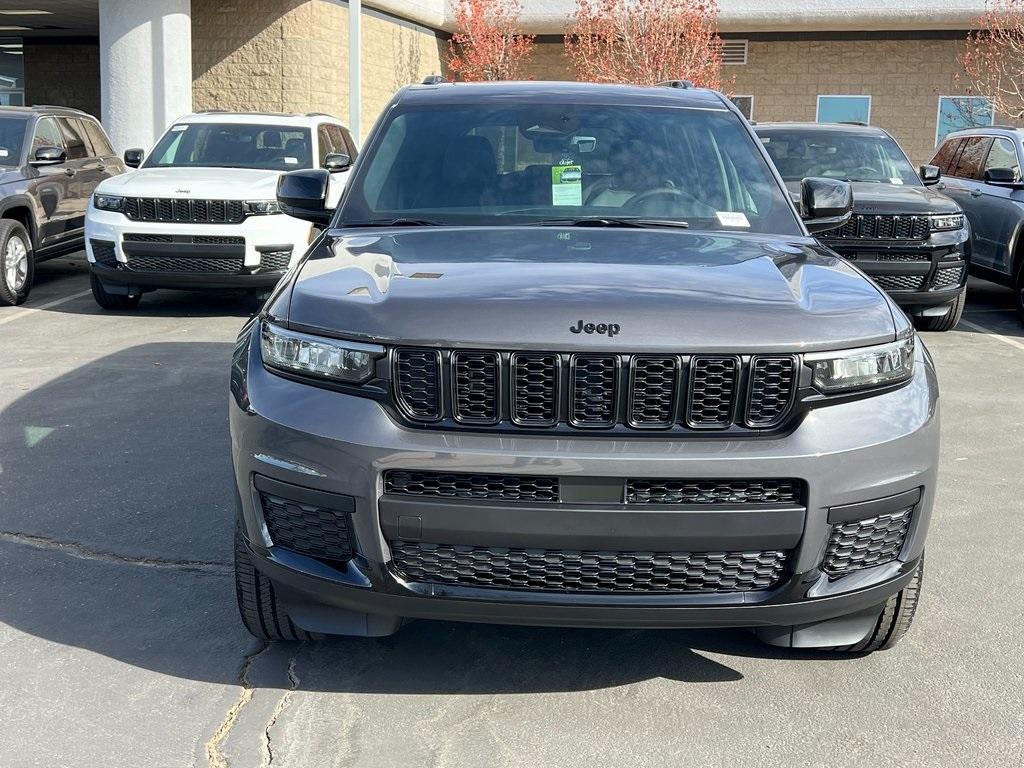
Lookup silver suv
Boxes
[230,82,938,654]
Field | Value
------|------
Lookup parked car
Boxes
[0,105,124,306]
[84,111,356,310]
[230,81,938,655]
[928,126,1024,321]
[756,122,969,331]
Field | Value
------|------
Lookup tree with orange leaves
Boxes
[961,0,1024,119]
[446,0,536,82]
[564,0,728,89]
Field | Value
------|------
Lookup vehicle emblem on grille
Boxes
[569,319,620,337]
[175,189,190,194]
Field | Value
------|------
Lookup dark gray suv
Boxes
[230,82,937,655]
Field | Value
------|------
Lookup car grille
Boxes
[260,491,354,563]
[124,197,246,224]
[259,249,293,271]
[873,252,931,262]
[823,507,912,576]
[125,255,245,273]
[391,350,801,433]
[824,215,930,241]
[390,541,788,593]
[625,478,803,505]
[384,470,561,502]
[932,265,965,290]
[123,233,245,246]
[90,239,118,266]
[872,274,925,292]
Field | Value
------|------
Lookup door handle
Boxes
[970,188,983,197]
[64,167,76,177]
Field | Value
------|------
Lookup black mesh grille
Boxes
[260,493,353,562]
[452,351,499,423]
[123,233,173,243]
[688,356,739,427]
[259,249,293,271]
[391,541,788,593]
[511,353,558,425]
[626,478,803,505]
[90,239,117,266]
[747,356,797,428]
[873,252,931,262]
[823,507,912,575]
[932,266,964,290]
[825,215,929,241]
[629,356,678,427]
[125,255,244,273]
[123,233,244,246]
[570,355,617,426]
[394,349,442,421]
[384,470,560,502]
[124,197,246,224]
[873,274,925,292]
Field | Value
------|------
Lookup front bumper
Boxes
[231,329,940,638]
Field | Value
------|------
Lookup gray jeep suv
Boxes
[230,82,938,654]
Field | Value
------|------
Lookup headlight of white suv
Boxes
[93,194,125,211]
[244,199,281,215]
[806,335,915,393]
[929,214,964,231]
[260,322,383,383]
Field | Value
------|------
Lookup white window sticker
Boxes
[716,211,750,228]
[0,148,8,158]
[551,164,583,206]
[890,177,904,185]
[170,124,188,132]
[284,156,299,165]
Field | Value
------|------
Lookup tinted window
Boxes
[81,118,115,157]
[317,125,334,165]
[144,122,313,171]
[326,124,356,160]
[758,128,920,186]
[952,136,993,179]
[32,117,63,152]
[0,116,27,166]
[340,103,800,235]
[57,117,88,160]
[930,137,963,174]
[984,137,1021,181]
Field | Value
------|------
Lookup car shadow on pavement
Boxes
[0,342,854,697]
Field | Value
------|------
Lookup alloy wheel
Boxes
[3,235,27,293]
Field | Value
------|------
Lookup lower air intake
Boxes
[260,492,354,563]
[823,507,912,575]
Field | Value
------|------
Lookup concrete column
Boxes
[99,0,192,153]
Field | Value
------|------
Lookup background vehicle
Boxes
[231,82,936,656]
[85,111,357,310]
[929,126,1024,322]
[756,123,969,331]
[0,105,123,306]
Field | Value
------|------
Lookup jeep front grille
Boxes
[384,470,561,502]
[625,478,803,505]
[123,197,246,224]
[823,214,930,241]
[125,255,245,273]
[260,492,353,563]
[823,507,912,576]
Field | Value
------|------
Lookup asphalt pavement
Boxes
[1,255,1022,767]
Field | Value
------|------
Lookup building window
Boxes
[720,40,748,65]
[816,95,871,125]
[730,95,753,120]
[0,37,24,106]
[936,96,994,145]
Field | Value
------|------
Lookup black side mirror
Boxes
[277,169,332,225]
[800,177,853,234]
[920,164,941,185]
[123,148,144,168]
[322,152,352,173]
[31,146,66,166]
[984,167,1019,185]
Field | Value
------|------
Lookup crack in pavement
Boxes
[205,642,271,768]
[262,655,300,767]
[0,530,232,575]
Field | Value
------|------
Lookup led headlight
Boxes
[260,322,383,383]
[244,199,281,215]
[930,214,964,231]
[806,335,915,393]
[93,194,125,211]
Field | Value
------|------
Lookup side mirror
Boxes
[800,177,853,234]
[123,148,144,168]
[31,146,66,166]
[277,168,332,225]
[920,164,941,186]
[322,152,352,173]
[983,167,1019,185]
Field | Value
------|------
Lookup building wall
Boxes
[24,43,101,118]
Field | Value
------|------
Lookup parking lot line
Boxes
[958,318,1024,353]
[0,290,92,327]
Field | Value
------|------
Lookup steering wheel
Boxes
[850,166,878,178]
[625,187,685,207]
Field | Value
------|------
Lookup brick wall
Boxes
[23,44,101,118]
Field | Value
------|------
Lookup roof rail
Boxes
[657,80,694,89]
[31,104,87,113]
[838,120,869,126]
[194,109,229,113]
[305,112,333,118]
[989,125,1022,131]
[421,74,447,85]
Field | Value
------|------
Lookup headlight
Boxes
[244,199,281,215]
[806,335,915,393]
[93,194,124,211]
[260,322,383,383]
[930,214,964,231]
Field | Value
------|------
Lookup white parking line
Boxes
[959,318,1024,353]
[0,289,92,327]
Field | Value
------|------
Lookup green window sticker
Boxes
[552,164,583,206]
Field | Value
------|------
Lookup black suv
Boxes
[755,123,969,331]
[0,105,123,305]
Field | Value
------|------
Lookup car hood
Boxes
[281,227,897,354]
[95,166,283,198]
[784,180,960,215]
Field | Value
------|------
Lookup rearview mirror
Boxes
[920,164,941,185]
[123,148,144,168]
[984,167,1020,185]
[30,146,66,166]
[277,168,332,225]
[800,177,853,234]
[322,152,351,173]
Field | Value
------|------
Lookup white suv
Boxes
[85,111,356,309]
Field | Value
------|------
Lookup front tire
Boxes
[834,556,924,654]
[1016,266,1024,324]
[0,219,33,307]
[90,273,141,311]
[915,289,966,332]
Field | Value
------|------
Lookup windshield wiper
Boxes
[532,217,689,229]
[342,218,442,227]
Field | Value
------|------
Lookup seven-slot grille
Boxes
[392,350,800,432]
[124,197,246,224]
[823,215,930,241]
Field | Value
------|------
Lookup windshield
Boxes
[339,102,801,235]
[758,129,921,186]
[144,122,313,171]
[0,116,26,167]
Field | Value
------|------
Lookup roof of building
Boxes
[399,80,730,109]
